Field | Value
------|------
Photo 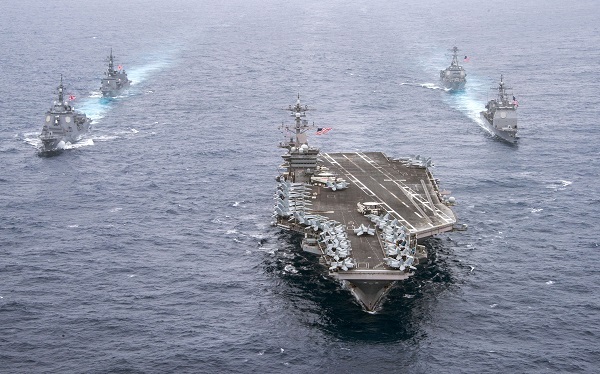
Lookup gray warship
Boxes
[273,96,459,312]
[100,49,130,97]
[440,46,467,91]
[39,76,92,153]
[480,75,519,143]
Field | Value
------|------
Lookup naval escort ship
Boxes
[100,49,130,97]
[440,46,467,91]
[39,76,91,153]
[480,75,519,144]
[273,96,458,312]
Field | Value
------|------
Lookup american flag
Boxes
[316,127,332,135]
[68,95,76,101]
[463,55,470,62]
[118,65,123,70]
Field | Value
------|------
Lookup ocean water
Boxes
[1,0,599,372]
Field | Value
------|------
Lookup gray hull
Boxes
[101,77,130,97]
[346,279,394,312]
[39,121,91,153]
[101,89,128,98]
[480,112,518,144]
[441,79,466,91]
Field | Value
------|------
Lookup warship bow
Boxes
[440,46,467,91]
[39,76,91,153]
[480,75,519,143]
[100,49,131,97]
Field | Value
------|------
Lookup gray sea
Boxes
[1,0,599,372]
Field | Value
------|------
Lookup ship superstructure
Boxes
[39,76,91,153]
[100,49,130,97]
[480,75,519,143]
[273,96,458,311]
[440,46,467,91]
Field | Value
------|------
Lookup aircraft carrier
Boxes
[273,96,459,312]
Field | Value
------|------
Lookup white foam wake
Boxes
[545,180,573,191]
[127,60,171,85]
[400,82,450,91]
[76,52,177,121]
[442,78,489,132]
[62,138,95,150]
[75,97,112,121]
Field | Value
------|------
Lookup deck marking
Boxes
[356,152,455,225]
[323,153,416,231]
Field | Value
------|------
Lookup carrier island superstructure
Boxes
[273,96,458,312]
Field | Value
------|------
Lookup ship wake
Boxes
[76,96,113,122]
[22,131,96,152]
[78,51,177,122]
[400,82,450,91]
[441,77,491,134]
[61,138,95,150]
[127,60,171,86]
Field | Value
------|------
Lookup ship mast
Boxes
[281,94,312,148]
[57,74,64,103]
[107,48,115,74]
[496,74,512,104]
[450,46,460,67]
